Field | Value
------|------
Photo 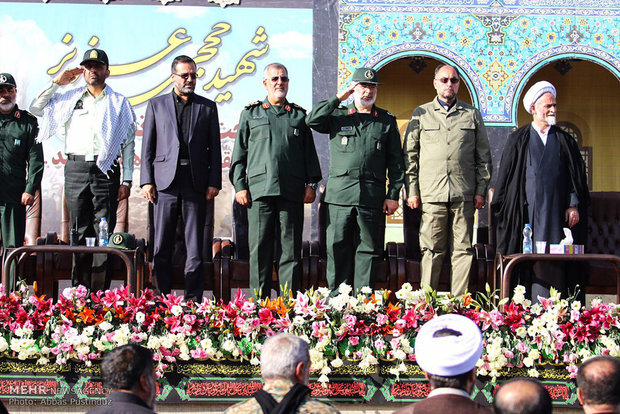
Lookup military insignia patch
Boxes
[0,75,6,83]
[112,233,124,245]
[14,110,20,119]
[90,50,98,59]
[348,108,355,114]
[373,110,378,117]
[74,100,83,110]
[341,126,353,131]
[364,70,374,80]
[285,105,291,112]
[262,103,270,109]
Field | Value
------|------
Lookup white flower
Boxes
[360,286,372,295]
[171,305,183,317]
[338,283,352,296]
[136,312,146,323]
[98,321,113,332]
[331,357,343,368]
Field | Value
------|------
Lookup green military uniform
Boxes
[306,95,405,292]
[223,379,340,414]
[404,98,491,295]
[230,98,321,298]
[0,105,43,251]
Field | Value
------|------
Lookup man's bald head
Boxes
[493,378,552,414]
[577,356,620,412]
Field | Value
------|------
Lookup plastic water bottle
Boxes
[99,217,109,246]
[523,223,533,254]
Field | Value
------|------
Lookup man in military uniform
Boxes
[230,63,321,299]
[404,63,492,296]
[223,333,340,414]
[306,67,405,292]
[0,73,43,258]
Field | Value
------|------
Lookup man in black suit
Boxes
[394,314,492,414]
[87,344,157,414]
[140,55,221,302]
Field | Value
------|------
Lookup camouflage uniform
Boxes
[223,379,340,414]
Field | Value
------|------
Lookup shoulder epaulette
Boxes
[13,109,37,122]
[244,101,261,109]
[290,102,306,112]
[386,110,396,118]
[337,105,348,110]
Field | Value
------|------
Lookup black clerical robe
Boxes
[492,124,590,256]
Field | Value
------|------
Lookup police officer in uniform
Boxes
[0,73,43,258]
[230,63,321,298]
[306,67,405,292]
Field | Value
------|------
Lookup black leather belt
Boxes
[66,154,98,162]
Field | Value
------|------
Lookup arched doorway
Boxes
[374,57,476,242]
[517,60,620,191]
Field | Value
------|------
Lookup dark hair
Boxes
[577,355,620,406]
[434,63,460,79]
[428,370,471,390]
[101,344,154,391]
[493,378,552,414]
[171,55,196,73]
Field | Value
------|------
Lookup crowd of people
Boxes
[0,49,589,302]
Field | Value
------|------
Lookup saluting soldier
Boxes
[0,73,43,257]
[306,67,405,292]
[229,63,321,299]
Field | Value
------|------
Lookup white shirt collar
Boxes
[428,387,471,399]
[531,122,549,145]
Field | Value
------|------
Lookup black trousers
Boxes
[152,166,207,302]
[64,158,119,292]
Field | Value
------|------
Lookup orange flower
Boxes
[77,307,96,324]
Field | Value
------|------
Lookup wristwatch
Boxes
[307,182,318,190]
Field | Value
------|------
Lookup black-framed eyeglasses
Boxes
[172,72,198,80]
[436,77,460,84]
[269,76,289,83]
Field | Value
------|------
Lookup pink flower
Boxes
[349,336,360,346]
[312,321,327,338]
[258,308,273,325]
[374,338,386,351]
[241,301,256,313]
[517,342,528,353]
[344,314,357,329]
[376,314,389,326]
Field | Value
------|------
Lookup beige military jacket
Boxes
[404,98,492,202]
[223,379,340,414]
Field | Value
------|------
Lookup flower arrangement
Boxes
[0,282,618,384]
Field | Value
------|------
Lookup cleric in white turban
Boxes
[522,81,557,114]
[393,314,491,414]
[491,79,590,303]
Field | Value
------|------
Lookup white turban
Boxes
[414,314,482,377]
[523,81,556,114]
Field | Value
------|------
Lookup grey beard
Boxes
[0,102,15,112]
[546,115,556,126]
